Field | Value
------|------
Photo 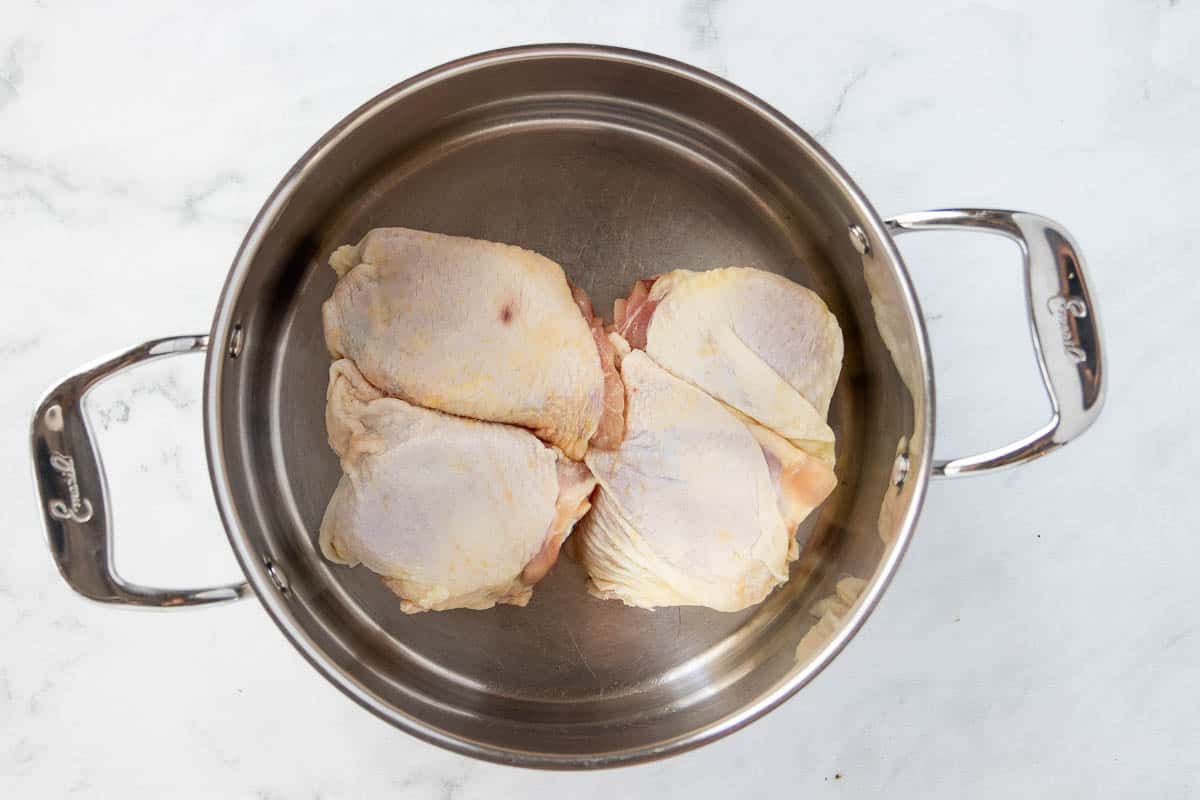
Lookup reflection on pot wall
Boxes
[861,230,926,548]
[794,575,867,664]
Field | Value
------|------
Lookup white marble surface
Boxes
[3,0,1197,796]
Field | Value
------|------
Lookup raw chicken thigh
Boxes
[320,359,596,613]
[323,227,621,459]
[615,267,842,462]
[316,223,843,615]
[575,343,836,612]
[575,267,844,612]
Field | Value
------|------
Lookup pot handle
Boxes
[885,209,1104,478]
[31,335,251,607]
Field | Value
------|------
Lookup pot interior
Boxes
[209,47,930,766]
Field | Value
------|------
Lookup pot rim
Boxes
[202,43,936,769]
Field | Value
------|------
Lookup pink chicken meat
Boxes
[322,227,623,459]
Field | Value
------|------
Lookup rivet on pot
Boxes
[265,560,289,594]
[848,224,870,256]
[44,404,64,432]
[228,324,245,359]
[892,453,910,488]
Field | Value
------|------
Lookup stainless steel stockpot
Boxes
[31,45,1104,768]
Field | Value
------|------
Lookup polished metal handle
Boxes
[31,335,251,607]
[886,209,1105,478]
